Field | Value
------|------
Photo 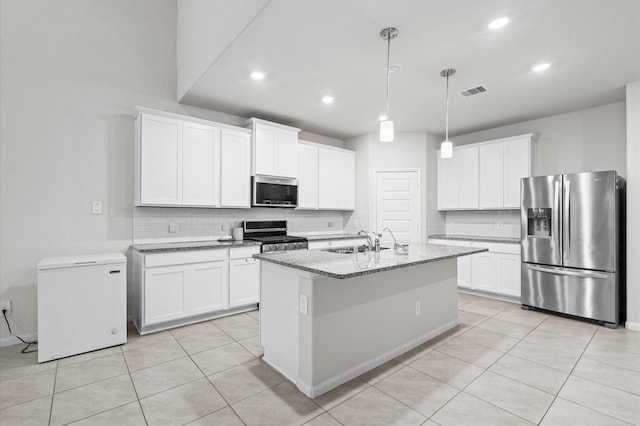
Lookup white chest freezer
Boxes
[37,253,127,363]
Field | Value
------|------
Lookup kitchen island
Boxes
[254,243,486,397]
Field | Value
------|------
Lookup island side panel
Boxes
[259,261,300,383]
[305,258,458,395]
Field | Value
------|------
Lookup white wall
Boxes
[451,102,627,177]
[0,0,343,344]
[626,82,640,330]
[344,132,445,243]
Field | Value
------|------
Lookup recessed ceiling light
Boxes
[378,114,388,121]
[250,71,265,80]
[322,95,334,104]
[488,17,510,30]
[532,63,551,72]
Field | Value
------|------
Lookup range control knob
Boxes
[283,244,289,250]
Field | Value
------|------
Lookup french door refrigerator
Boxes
[520,170,625,327]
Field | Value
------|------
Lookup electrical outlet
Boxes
[299,295,308,315]
[328,222,334,228]
[91,201,102,215]
[415,301,421,316]
[353,219,359,228]
[496,222,504,230]
[222,224,230,231]
[1,300,11,316]
[168,223,179,233]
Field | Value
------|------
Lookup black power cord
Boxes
[2,309,38,353]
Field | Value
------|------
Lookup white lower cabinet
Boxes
[428,239,520,298]
[229,247,260,307]
[133,246,259,333]
[470,252,498,293]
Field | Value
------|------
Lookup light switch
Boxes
[91,201,102,215]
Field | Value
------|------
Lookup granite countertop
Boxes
[254,243,487,279]
[131,240,261,253]
[298,234,368,242]
[428,234,520,244]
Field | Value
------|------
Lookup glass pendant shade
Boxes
[380,120,394,142]
[440,140,453,158]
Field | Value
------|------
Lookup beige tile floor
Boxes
[1,294,639,425]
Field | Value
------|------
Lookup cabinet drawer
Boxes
[229,246,261,259]
[471,241,520,255]
[145,249,227,267]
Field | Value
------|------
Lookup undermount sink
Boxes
[325,245,390,254]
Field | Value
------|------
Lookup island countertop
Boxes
[254,243,487,279]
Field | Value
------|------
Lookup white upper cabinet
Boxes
[138,114,183,205]
[297,141,355,211]
[182,122,220,207]
[479,142,505,209]
[135,108,251,208]
[437,134,534,210]
[220,129,251,208]
[503,137,533,208]
[245,118,300,178]
[297,143,319,209]
[437,145,478,210]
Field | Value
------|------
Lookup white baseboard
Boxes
[625,320,640,331]
[0,333,38,348]
[296,318,459,398]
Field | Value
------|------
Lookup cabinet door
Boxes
[275,129,298,178]
[229,258,260,307]
[318,149,339,208]
[479,143,504,209]
[254,124,276,176]
[337,151,355,210]
[458,146,479,209]
[497,253,521,297]
[504,138,531,208]
[437,152,459,210]
[457,256,472,288]
[470,252,498,292]
[182,122,220,207]
[139,114,183,205]
[144,266,187,325]
[188,261,228,315]
[297,144,318,209]
[221,129,251,208]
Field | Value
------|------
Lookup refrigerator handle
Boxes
[564,179,571,261]
[554,181,561,251]
[526,264,608,279]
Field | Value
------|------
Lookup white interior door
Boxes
[375,170,421,243]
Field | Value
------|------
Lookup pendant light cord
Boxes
[385,32,391,117]
[445,73,450,141]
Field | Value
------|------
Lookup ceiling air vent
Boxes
[459,86,487,97]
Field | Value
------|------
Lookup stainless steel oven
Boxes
[252,175,298,208]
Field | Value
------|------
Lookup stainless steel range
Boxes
[243,220,308,252]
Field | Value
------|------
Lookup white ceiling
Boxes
[178,0,640,140]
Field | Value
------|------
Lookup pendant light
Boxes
[379,27,398,142]
[440,68,456,158]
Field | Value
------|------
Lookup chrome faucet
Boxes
[359,230,382,252]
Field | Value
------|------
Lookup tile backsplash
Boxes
[444,210,520,239]
[133,207,349,244]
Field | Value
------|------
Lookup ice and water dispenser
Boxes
[527,208,552,237]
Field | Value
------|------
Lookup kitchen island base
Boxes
[260,258,459,398]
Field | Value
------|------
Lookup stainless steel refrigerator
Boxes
[520,170,625,327]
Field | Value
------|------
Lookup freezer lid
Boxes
[37,253,126,271]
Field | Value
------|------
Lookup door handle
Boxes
[526,264,607,279]
[554,181,560,250]
[565,179,571,261]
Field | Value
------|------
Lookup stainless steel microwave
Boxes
[252,175,298,208]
